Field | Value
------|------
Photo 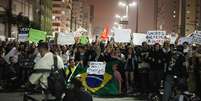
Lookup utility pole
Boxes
[154,0,158,31]
[5,0,12,37]
[199,0,201,30]
[135,0,139,33]
[179,0,186,37]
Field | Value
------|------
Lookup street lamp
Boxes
[118,0,139,32]
[114,14,128,28]
[118,1,136,18]
[115,14,127,20]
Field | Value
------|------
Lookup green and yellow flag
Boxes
[66,60,121,96]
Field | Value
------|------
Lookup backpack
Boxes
[47,55,66,96]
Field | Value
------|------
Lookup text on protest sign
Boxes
[191,31,201,45]
[57,32,75,45]
[178,37,192,45]
[146,31,166,45]
[87,62,106,75]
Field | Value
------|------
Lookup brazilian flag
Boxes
[68,60,122,96]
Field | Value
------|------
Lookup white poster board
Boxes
[57,32,75,45]
[3,47,18,64]
[0,35,6,41]
[191,31,201,45]
[18,34,28,42]
[170,35,178,44]
[178,37,192,45]
[74,27,88,37]
[87,62,106,75]
[132,33,147,45]
[146,31,166,45]
[114,28,131,43]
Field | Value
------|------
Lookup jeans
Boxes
[163,75,174,101]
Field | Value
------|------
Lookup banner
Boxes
[191,31,201,45]
[147,31,166,45]
[57,32,75,45]
[132,33,147,45]
[28,28,47,43]
[178,37,192,45]
[87,62,106,75]
[114,28,131,43]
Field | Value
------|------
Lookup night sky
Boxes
[87,0,155,33]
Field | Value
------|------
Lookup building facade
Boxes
[52,0,72,34]
[71,0,91,32]
[156,0,201,36]
[155,0,180,34]
[0,0,33,38]
[33,0,53,35]
[185,0,201,35]
[0,0,53,39]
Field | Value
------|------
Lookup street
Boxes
[0,92,144,101]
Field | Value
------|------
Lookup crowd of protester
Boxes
[0,39,201,100]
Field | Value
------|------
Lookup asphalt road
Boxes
[0,92,145,101]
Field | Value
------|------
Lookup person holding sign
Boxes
[65,59,76,80]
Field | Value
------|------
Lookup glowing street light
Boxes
[114,22,118,25]
[118,0,139,32]
[115,14,127,20]
[118,1,136,21]
[118,2,126,7]
[129,2,137,7]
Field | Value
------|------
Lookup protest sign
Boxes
[178,37,192,45]
[146,31,166,45]
[19,34,28,42]
[80,35,89,45]
[87,62,106,75]
[18,27,29,42]
[57,32,75,45]
[170,34,178,44]
[28,28,47,43]
[114,28,131,43]
[0,35,5,41]
[191,31,201,45]
[74,27,87,37]
[3,47,18,64]
[132,33,147,45]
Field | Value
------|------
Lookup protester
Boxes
[0,38,201,101]
[149,43,163,94]
[124,46,137,93]
[63,78,93,101]
[28,42,64,101]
